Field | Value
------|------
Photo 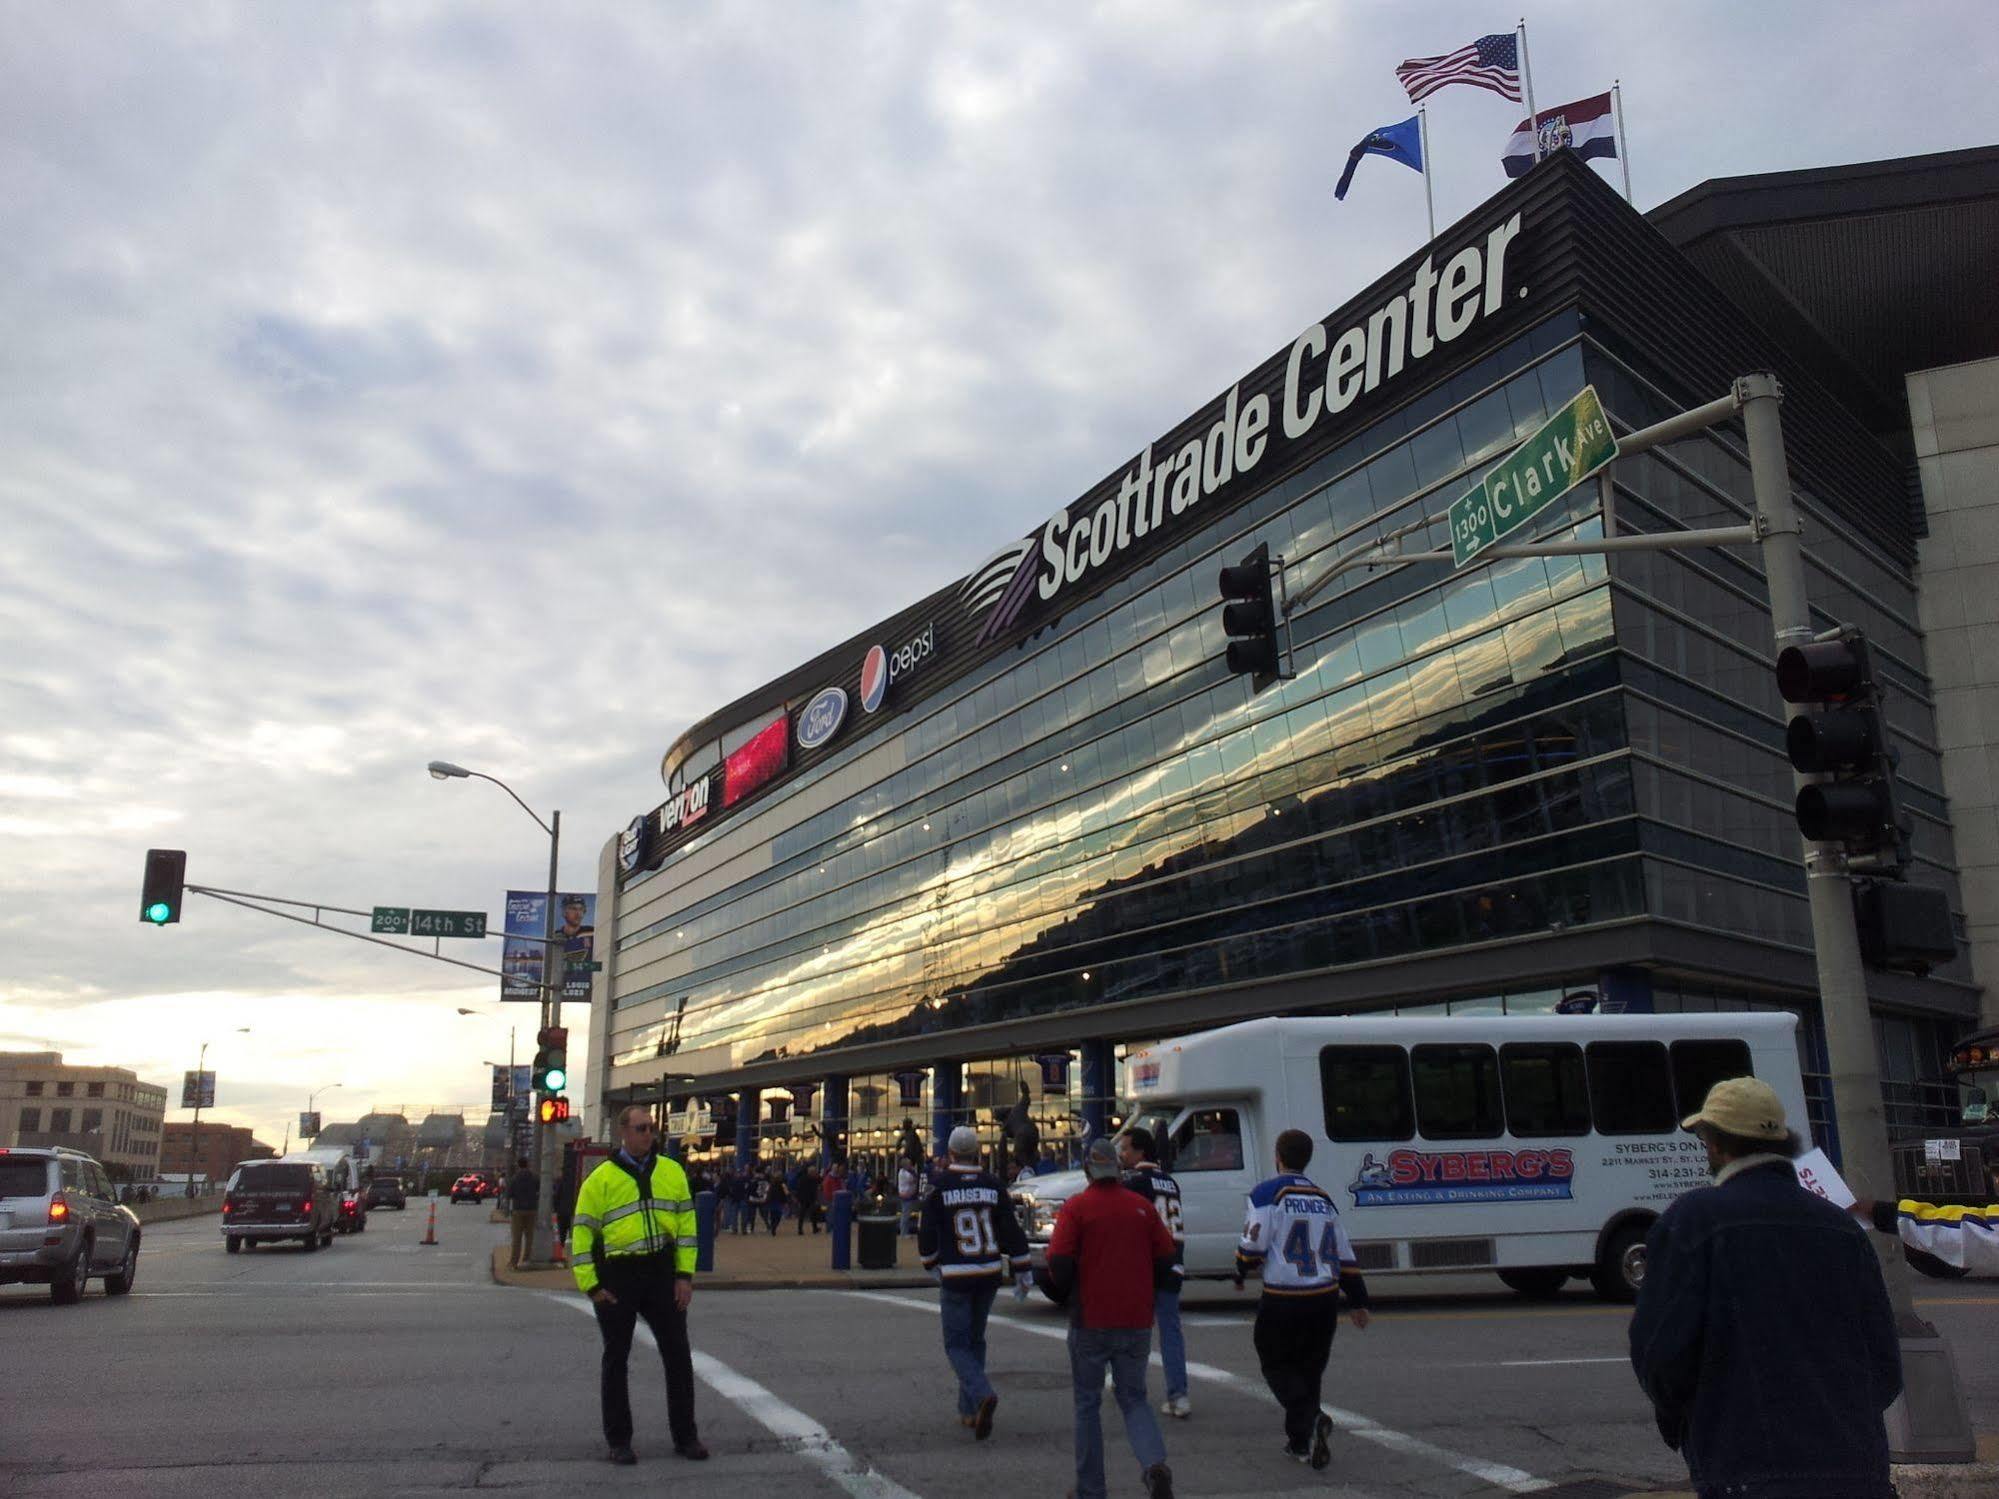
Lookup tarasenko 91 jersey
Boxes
[1236,1172,1369,1302]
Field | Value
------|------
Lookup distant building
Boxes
[160,1122,276,1184]
[0,1051,168,1178]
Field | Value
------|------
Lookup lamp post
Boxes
[184,1027,249,1197]
[304,1081,342,1152]
[428,759,561,1264]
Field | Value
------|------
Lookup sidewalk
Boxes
[490,1219,936,1292]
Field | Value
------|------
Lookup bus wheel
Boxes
[1591,1222,1648,1302]
[1497,1268,1568,1299]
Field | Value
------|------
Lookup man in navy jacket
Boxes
[1629,1077,1901,1498]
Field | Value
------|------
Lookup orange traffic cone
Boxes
[420,1199,439,1246]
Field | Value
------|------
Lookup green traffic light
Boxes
[145,902,172,924]
[545,1066,568,1092]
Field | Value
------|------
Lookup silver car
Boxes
[0,1146,142,1304]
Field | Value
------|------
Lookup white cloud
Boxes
[4,1,1996,1145]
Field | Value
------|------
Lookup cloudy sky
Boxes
[5,2,1995,1156]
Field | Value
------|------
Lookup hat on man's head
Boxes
[947,1125,980,1158]
[1682,1076,1788,1141]
[1083,1138,1121,1181]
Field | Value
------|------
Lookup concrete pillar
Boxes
[734,1087,759,1168]
[1080,1039,1114,1144]
[820,1074,849,1169]
[930,1061,962,1157]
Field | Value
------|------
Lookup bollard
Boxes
[829,1189,852,1271]
[695,1189,716,1273]
[420,1199,438,1246]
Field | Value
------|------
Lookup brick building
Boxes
[160,1121,277,1184]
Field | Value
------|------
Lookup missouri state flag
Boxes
[1502,90,1616,179]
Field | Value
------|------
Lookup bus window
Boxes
[1172,1109,1245,1172]
[1412,1044,1504,1139]
[1587,1041,1674,1133]
[1671,1039,1754,1129]
[1320,1046,1414,1142]
[1500,1042,1591,1136]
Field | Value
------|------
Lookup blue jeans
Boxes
[1068,1326,1166,1499]
[1154,1286,1187,1400]
[939,1280,999,1415]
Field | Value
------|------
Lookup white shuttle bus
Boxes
[1012,1012,1808,1301]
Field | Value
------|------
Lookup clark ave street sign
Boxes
[1449,384,1619,567]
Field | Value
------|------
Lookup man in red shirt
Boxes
[1044,1138,1177,1499]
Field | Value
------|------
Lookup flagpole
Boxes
[1517,18,1541,161]
[1613,79,1634,202]
[1418,106,1436,240]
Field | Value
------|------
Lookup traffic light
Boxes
[537,1095,571,1125]
[1777,635,1908,873]
[140,849,187,925]
[533,1025,569,1093]
[1218,542,1281,689]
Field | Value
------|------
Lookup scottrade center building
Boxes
[586,146,1999,1174]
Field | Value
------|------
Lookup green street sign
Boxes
[582,960,604,972]
[371,907,411,935]
[1449,384,1619,568]
[411,908,487,939]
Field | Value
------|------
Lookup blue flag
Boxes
[1335,115,1423,201]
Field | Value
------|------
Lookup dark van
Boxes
[222,1161,338,1252]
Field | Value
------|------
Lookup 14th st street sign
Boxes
[1449,385,1619,568]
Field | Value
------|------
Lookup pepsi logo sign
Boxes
[860,645,889,714]
[796,686,849,751]
[859,622,937,715]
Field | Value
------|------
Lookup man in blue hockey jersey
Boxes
[918,1125,1032,1440]
[1235,1128,1371,1470]
[1118,1126,1190,1419]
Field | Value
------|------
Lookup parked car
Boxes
[364,1178,407,1210]
[222,1160,339,1252]
[449,1173,494,1204]
[0,1146,142,1304]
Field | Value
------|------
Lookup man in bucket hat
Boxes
[1628,1077,1901,1498]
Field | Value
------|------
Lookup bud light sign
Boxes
[1347,1147,1575,1206]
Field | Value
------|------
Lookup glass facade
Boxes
[609,317,1667,1074]
[603,251,1977,1153]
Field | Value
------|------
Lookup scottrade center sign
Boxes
[630,207,1530,876]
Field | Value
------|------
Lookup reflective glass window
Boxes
[1587,1041,1674,1134]
[1320,1046,1414,1141]
[1411,1044,1504,1139]
[1499,1043,1591,1136]
[1671,1040,1755,1131]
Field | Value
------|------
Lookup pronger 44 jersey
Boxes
[1236,1172,1371,1304]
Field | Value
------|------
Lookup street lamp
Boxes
[185,1028,251,1197]
[427,756,561,1265]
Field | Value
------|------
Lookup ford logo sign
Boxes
[796,687,848,751]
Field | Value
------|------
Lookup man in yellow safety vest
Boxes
[571,1105,706,1465]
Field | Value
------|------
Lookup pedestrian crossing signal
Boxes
[538,1096,571,1125]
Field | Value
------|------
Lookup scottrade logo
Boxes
[860,646,889,714]
[796,686,848,751]
[1347,1147,1574,1207]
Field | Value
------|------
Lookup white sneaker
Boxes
[1158,1394,1191,1419]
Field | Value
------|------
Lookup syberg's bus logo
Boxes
[1348,1146,1574,1207]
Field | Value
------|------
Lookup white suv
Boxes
[0,1147,141,1304]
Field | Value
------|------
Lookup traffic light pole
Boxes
[1286,373,1973,1462]
[1740,374,1973,1460]
[529,809,561,1267]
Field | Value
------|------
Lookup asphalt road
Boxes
[3,1198,1992,1497]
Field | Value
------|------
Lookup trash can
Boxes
[856,1205,899,1270]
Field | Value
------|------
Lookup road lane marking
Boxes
[837,1289,1553,1495]
[545,1294,922,1498]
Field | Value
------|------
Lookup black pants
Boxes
[1252,1291,1339,1450]
[591,1256,698,1451]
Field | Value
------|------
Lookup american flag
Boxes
[1396,32,1522,103]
